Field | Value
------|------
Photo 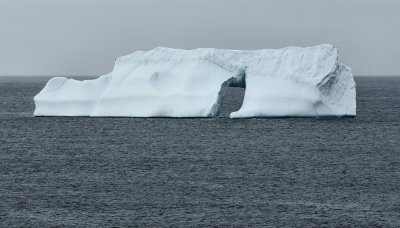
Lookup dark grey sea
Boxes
[0,76,399,227]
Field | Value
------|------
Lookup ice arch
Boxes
[34,44,356,118]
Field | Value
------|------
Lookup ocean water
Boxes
[0,76,399,227]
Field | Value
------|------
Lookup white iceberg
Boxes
[34,44,356,118]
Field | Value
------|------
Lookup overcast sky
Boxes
[0,0,399,76]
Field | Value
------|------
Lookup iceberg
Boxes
[34,44,356,118]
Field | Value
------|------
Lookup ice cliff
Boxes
[34,44,356,118]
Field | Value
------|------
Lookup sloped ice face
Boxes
[34,44,356,118]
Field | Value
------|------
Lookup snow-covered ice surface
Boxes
[34,44,356,117]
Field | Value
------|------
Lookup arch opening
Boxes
[213,68,247,118]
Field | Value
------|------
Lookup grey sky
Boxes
[0,0,399,76]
